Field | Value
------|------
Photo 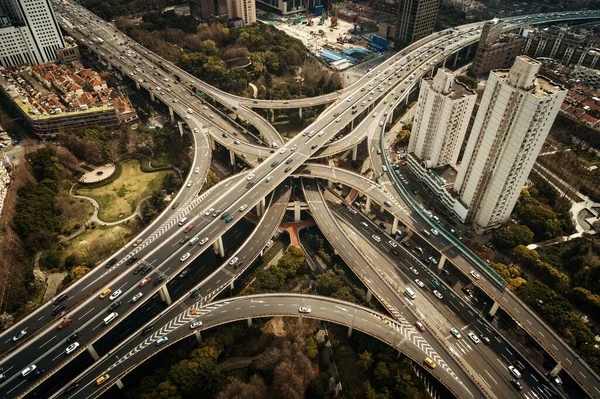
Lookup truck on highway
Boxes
[94,37,104,44]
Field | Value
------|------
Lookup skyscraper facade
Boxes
[0,0,64,67]
[394,0,439,45]
[409,68,476,168]
[454,56,566,231]
[189,0,228,20]
[227,0,256,24]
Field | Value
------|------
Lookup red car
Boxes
[138,276,151,287]
[183,224,195,233]
[415,321,426,332]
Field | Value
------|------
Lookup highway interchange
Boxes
[0,2,600,398]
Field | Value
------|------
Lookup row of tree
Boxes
[242,246,307,294]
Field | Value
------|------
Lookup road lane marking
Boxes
[484,369,498,385]
[78,307,95,320]
[39,336,57,349]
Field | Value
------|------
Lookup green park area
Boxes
[78,159,174,222]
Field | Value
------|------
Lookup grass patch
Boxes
[78,159,173,222]
[60,224,133,267]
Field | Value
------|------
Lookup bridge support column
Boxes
[365,197,371,213]
[116,379,125,389]
[87,344,100,360]
[195,330,202,343]
[442,57,447,68]
[299,107,303,119]
[229,149,235,165]
[168,106,174,122]
[247,317,253,327]
[389,217,398,235]
[549,362,563,377]
[350,119,354,130]
[294,202,302,222]
[488,301,500,317]
[178,121,184,136]
[159,285,172,305]
[149,91,155,102]
[352,144,357,161]
[437,254,446,271]
[366,289,372,303]
[348,326,353,337]
[135,81,140,90]
[270,109,275,123]
[213,236,225,257]
[453,51,459,68]
[230,280,235,290]
[256,197,266,217]
[210,137,216,151]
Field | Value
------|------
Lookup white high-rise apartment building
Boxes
[409,68,476,168]
[454,56,566,231]
[0,0,64,67]
[227,0,256,25]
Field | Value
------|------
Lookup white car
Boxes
[291,145,297,152]
[388,240,398,248]
[470,270,481,280]
[185,115,191,120]
[298,307,311,313]
[372,234,381,242]
[229,257,238,265]
[433,290,443,299]
[190,320,203,329]
[199,237,208,245]
[21,365,37,377]
[172,99,178,103]
[204,207,214,216]
[450,327,461,339]
[12,330,27,342]
[194,167,200,174]
[468,332,480,344]
[180,253,190,262]
[279,147,287,154]
[65,342,80,355]
[109,290,122,301]
[415,279,425,288]
[186,181,192,187]
[246,173,255,181]
[239,204,248,212]
[409,267,419,275]
[131,292,143,303]
[431,228,439,236]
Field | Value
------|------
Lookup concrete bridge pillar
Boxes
[453,51,459,68]
[87,344,100,360]
[437,254,446,271]
[405,95,410,106]
[229,149,236,165]
[159,285,172,305]
[294,202,302,222]
[213,236,225,257]
[210,137,216,151]
[365,197,371,213]
[168,106,174,122]
[247,317,253,327]
[270,109,275,123]
[116,379,125,389]
[488,301,500,317]
[135,81,140,90]
[230,280,235,290]
[299,107,303,119]
[195,330,202,343]
[389,217,398,235]
[549,362,563,377]
[350,119,354,130]
[366,289,372,303]
[149,91,155,102]
[178,122,184,136]
[352,144,358,161]
[348,326,353,337]
[255,197,266,217]
[441,57,447,68]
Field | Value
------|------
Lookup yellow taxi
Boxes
[96,373,110,385]
[99,288,112,299]
[424,357,437,369]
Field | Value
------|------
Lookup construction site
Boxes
[269,3,389,71]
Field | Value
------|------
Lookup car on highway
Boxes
[388,240,398,248]
[204,207,214,216]
[155,336,169,346]
[508,365,522,379]
[53,293,68,305]
[298,307,311,313]
[480,334,491,345]
[430,228,439,236]
[12,330,27,341]
[109,290,122,301]
[291,145,297,151]
[239,204,248,212]
[154,276,165,285]
[415,321,426,332]
[284,166,291,172]
[450,327,461,339]
[106,258,118,268]
[95,373,110,385]
[190,320,203,329]
[99,288,112,299]
[510,379,523,391]
[229,257,239,265]
[265,176,273,183]
[21,364,37,377]
[414,279,425,288]
[179,269,189,278]
[131,292,143,303]
[65,342,80,355]
[183,224,195,233]
[139,276,151,287]
[372,234,381,242]
[433,290,443,299]
[186,180,193,187]
[470,270,481,280]
[468,332,480,344]
[409,267,419,275]
[133,238,143,247]
[194,167,200,174]
[199,237,208,245]
[52,304,65,316]
[179,236,190,245]
[247,173,255,181]
[279,147,287,154]
[125,256,138,265]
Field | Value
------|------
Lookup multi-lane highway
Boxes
[1,3,600,398]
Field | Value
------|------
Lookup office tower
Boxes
[454,56,566,231]
[409,68,476,168]
[471,19,526,77]
[0,0,64,67]
[394,0,439,45]
[227,0,256,24]
[189,0,228,20]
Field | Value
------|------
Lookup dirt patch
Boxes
[262,317,287,337]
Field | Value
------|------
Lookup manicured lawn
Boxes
[78,159,173,222]
[60,224,133,266]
